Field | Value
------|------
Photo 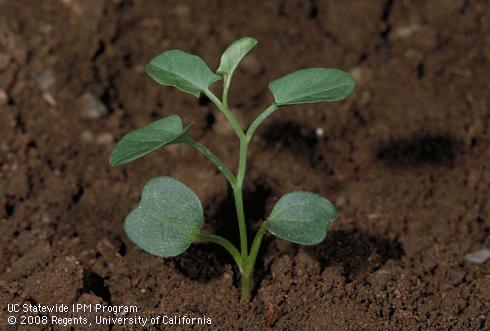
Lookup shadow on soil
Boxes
[173,178,404,286]
[172,243,228,283]
[172,180,272,283]
[81,269,112,303]
[262,120,318,160]
[377,133,458,167]
[308,229,404,281]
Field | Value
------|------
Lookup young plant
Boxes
[109,37,355,301]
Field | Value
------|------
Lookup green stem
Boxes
[236,139,248,186]
[195,233,242,272]
[201,88,279,301]
[222,75,231,110]
[246,225,267,274]
[233,186,248,262]
[240,226,267,302]
[184,138,236,186]
[245,104,279,143]
[212,80,249,279]
[235,136,249,268]
[241,272,251,301]
[204,89,245,140]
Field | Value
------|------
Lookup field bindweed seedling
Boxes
[110,37,355,301]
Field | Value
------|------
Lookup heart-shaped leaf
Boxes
[217,37,258,77]
[124,177,203,257]
[264,191,336,245]
[269,68,355,106]
[145,50,221,97]
[110,115,190,167]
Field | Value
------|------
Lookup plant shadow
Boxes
[262,120,318,161]
[171,180,404,287]
[306,229,404,281]
[377,133,458,167]
[171,180,272,284]
[170,243,229,283]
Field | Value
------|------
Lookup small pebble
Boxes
[315,127,324,137]
[350,67,363,84]
[41,215,50,223]
[335,196,346,207]
[174,4,190,17]
[96,133,114,145]
[36,70,56,91]
[465,248,490,264]
[79,92,107,119]
[61,0,82,14]
[81,130,94,142]
[43,92,57,106]
[39,23,54,35]
[134,64,145,73]
[392,24,421,39]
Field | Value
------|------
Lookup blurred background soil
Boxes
[0,0,489,329]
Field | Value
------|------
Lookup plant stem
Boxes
[184,138,236,186]
[222,75,231,110]
[246,225,267,274]
[245,104,279,142]
[218,79,250,291]
[241,271,251,301]
[240,226,267,302]
[236,139,248,185]
[203,87,280,301]
[222,78,252,300]
[195,233,242,272]
[233,186,248,262]
[204,89,245,140]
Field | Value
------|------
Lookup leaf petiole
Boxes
[183,137,236,186]
[245,104,279,143]
[195,233,243,272]
[245,224,267,274]
[204,89,245,140]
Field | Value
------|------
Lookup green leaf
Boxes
[269,68,355,106]
[124,177,203,257]
[145,50,221,97]
[264,191,336,245]
[110,115,190,167]
[217,37,258,77]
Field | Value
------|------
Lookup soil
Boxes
[1,0,489,330]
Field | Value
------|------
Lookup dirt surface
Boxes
[1,0,489,330]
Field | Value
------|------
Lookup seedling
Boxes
[110,37,355,301]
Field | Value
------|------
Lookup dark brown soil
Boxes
[1,0,489,330]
